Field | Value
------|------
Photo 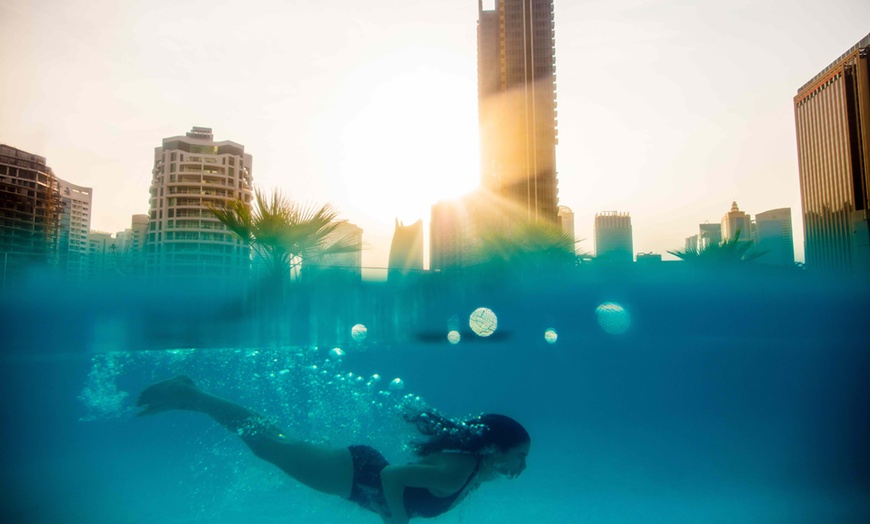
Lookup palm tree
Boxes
[668,229,764,266]
[208,189,361,281]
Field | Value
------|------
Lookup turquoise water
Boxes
[1,267,868,523]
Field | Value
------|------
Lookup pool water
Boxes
[1,268,868,523]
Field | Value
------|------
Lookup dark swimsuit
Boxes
[346,445,480,519]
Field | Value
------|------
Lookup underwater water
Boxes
[1,267,869,523]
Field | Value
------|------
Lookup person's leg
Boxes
[137,375,353,498]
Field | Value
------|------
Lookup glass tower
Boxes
[477,0,559,227]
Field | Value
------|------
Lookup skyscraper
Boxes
[794,33,870,272]
[57,179,92,278]
[594,211,633,263]
[147,127,253,278]
[755,208,795,267]
[388,219,423,279]
[557,205,575,245]
[477,0,559,226]
[430,199,469,272]
[721,201,753,243]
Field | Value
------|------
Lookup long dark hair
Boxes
[403,411,530,457]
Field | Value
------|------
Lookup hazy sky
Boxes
[2,0,869,267]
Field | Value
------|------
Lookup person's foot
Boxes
[136,375,201,416]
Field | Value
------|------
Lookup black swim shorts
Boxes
[346,445,390,516]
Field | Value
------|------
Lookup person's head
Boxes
[405,411,530,477]
[473,414,530,479]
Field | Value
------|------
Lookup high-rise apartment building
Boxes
[0,145,62,274]
[57,179,92,278]
[754,208,795,267]
[147,127,253,278]
[477,0,559,226]
[594,211,633,263]
[794,33,870,272]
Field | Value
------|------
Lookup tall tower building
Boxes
[431,199,470,272]
[557,205,575,245]
[755,208,795,267]
[699,222,722,250]
[147,127,253,278]
[594,211,633,263]
[57,179,92,278]
[477,0,559,227]
[794,33,870,272]
[388,219,423,279]
[721,201,753,243]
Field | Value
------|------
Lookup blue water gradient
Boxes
[1,266,868,523]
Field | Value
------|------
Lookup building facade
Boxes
[754,208,795,267]
[794,33,870,272]
[721,201,753,243]
[146,127,253,278]
[477,0,559,227]
[315,220,363,279]
[57,179,93,278]
[594,211,633,263]
[0,144,62,275]
[388,219,424,279]
[557,205,575,247]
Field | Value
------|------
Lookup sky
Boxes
[2,0,869,268]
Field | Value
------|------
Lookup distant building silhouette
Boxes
[721,201,753,243]
[87,230,114,276]
[314,219,362,280]
[430,199,469,272]
[699,222,722,250]
[794,33,870,272]
[146,127,254,278]
[594,211,633,263]
[0,144,62,274]
[754,208,795,267]
[636,252,662,264]
[558,205,575,248]
[477,0,559,228]
[388,219,423,279]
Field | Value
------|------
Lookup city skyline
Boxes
[3,1,870,268]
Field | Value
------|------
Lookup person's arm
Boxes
[379,461,471,524]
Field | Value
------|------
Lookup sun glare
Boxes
[337,51,480,225]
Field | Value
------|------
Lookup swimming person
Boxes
[137,375,530,523]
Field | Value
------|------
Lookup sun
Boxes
[336,50,480,226]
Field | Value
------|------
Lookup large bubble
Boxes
[351,324,367,342]
[595,302,631,334]
[544,328,558,344]
[469,307,497,337]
